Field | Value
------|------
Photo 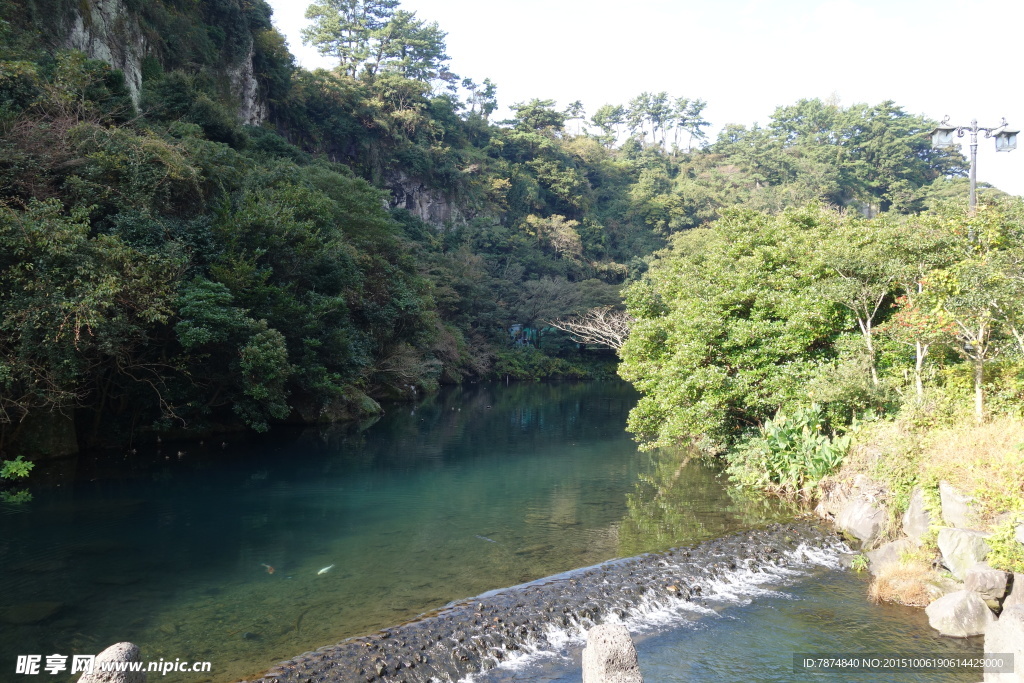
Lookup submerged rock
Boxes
[1,601,63,625]
[925,590,996,637]
[582,623,642,683]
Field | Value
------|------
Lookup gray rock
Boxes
[902,487,933,542]
[582,624,643,683]
[937,528,991,580]
[984,605,1024,682]
[923,576,964,602]
[866,539,916,576]
[78,642,145,683]
[925,590,996,637]
[1003,573,1024,609]
[939,480,981,529]
[836,498,887,549]
[965,563,1010,602]
[1016,524,1024,545]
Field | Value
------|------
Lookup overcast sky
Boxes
[265,0,1023,197]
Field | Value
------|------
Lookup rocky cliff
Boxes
[60,0,266,125]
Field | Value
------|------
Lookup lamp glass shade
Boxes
[995,130,1018,152]
[931,128,956,148]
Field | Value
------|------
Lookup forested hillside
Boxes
[0,0,975,455]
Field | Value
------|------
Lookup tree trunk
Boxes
[914,340,926,401]
[974,356,984,423]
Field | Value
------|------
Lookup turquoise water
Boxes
[0,381,983,683]
[0,382,794,682]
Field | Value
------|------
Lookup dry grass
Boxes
[921,417,1024,519]
[868,560,938,607]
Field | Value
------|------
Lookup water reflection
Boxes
[0,382,794,682]
[620,448,797,557]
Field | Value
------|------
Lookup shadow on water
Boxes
[0,381,803,682]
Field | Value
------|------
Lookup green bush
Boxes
[728,404,851,494]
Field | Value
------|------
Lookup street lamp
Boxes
[929,116,1019,211]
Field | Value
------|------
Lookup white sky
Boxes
[266,0,1024,197]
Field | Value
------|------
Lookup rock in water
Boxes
[984,604,1024,682]
[78,642,145,683]
[1,601,63,624]
[925,590,996,638]
[835,497,886,548]
[581,623,643,683]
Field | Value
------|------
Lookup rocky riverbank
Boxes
[242,522,846,683]
[817,475,1024,680]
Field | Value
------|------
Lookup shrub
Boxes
[727,404,851,495]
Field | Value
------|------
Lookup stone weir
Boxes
[247,522,847,683]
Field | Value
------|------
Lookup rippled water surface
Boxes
[2,381,798,682]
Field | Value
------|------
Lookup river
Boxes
[0,381,981,682]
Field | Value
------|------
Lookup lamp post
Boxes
[930,116,1018,212]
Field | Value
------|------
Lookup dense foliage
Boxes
[619,199,1024,491]
[0,0,992,454]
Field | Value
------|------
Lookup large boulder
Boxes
[984,605,1024,682]
[965,563,1010,602]
[939,481,982,529]
[937,528,991,580]
[582,624,643,683]
[1003,574,1024,609]
[78,642,145,683]
[866,539,916,576]
[902,487,933,543]
[925,590,996,637]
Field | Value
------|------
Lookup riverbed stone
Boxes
[581,624,643,683]
[938,528,991,580]
[925,590,996,637]
[866,538,916,576]
[965,563,1009,602]
[78,642,145,683]
[984,605,1024,682]
[902,487,933,543]
[939,480,982,529]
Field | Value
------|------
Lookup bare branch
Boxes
[545,306,634,351]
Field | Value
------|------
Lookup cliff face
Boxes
[65,0,147,105]
[60,0,266,125]
[386,172,465,227]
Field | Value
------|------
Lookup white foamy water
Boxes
[460,539,849,682]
